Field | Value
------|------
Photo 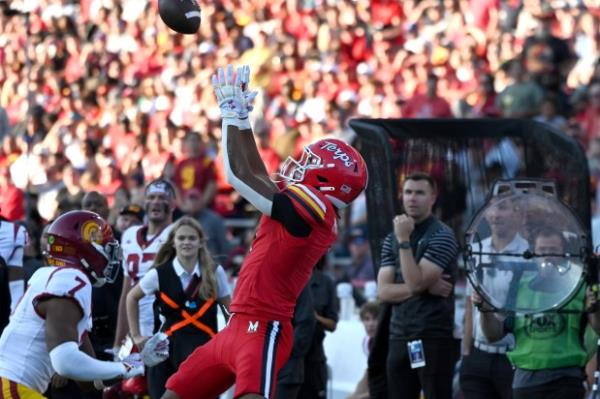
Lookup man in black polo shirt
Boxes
[377,172,460,399]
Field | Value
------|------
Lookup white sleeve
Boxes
[6,224,26,267]
[221,121,273,216]
[49,342,127,381]
[215,265,231,299]
[138,269,159,295]
[120,228,133,278]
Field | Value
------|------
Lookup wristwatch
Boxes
[398,241,411,249]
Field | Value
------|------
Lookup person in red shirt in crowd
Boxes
[0,165,24,221]
[168,131,217,210]
[94,157,125,207]
[255,127,282,177]
[578,81,600,147]
[141,132,172,183]
[468,0,500,38]
[466,73,501,117]
[402,73,453,118]
[161,65,367,399]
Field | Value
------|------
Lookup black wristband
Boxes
[398,241,411,249]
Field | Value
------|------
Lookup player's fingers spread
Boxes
[235,67,243,87]
[211,75,219,89]
[218,67,225,86]
[243,65,250,84]
[246,91,258,102]
[227,64,234,85]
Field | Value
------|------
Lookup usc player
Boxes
[113,179,176,352]
[0,211,149,398]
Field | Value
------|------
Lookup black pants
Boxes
[148,358,175,399]
[387,337,460,399]
[298,360,327,398]
[45,380,101,399]
[513,376,585,399]
[148,331,215,399]
[276,383,301,399]
[459,347,513,399]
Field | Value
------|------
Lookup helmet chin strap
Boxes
[91,277,106,288]
[325,194,347,210]
[80,258,106,287]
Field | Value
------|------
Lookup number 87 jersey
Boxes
[120,223,173,336]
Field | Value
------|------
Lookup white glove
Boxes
[140,332,169,367]
[120,353,145,379]
[212,64,257,127]
[115,336,135,362]
[238,65,258,113]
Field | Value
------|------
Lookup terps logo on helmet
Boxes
[320,141,354,168]
[81,220,103,244]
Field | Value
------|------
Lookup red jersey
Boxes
[173,155,217,197]
[230,183,337,320]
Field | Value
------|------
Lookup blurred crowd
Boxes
[0,0,599,285]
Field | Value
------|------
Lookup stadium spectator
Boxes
[115,203,145,235]
[578,81,600,148]
[180,188,230,264]
[166,130,217,208]
[0,213,28,315]
[0,164,24,221]
[496,59,545,118]
[347,224,375,287]
[56,163,85,214]
[348,301,381,399]
[402,73,453,118]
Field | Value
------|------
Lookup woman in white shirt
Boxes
[127,216,231,399]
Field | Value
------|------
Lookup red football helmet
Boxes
[121,376,148,395]
[102,383,129,399]
[45,210,120,287]
[279,138,368,209]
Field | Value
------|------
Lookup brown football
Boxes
[158,0,201,35]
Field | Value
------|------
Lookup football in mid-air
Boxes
[158,0,201,35]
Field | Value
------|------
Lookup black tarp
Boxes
[350,118,590,273]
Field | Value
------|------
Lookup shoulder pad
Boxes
[283,184,329,224]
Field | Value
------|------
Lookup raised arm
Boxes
[212,65,278,216]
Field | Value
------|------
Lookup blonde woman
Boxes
[127,216,231,399]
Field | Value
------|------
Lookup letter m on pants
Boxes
[248,321,259,333]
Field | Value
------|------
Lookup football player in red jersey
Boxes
[0,211,156,397]
[161,66,367,399]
